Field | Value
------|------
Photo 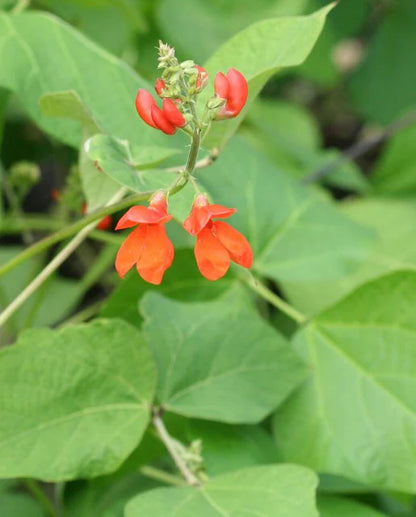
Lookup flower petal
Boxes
[136,224,174,285]
[226,68,248,117]
[135,89,158,128]
[207,204,236,219]
[116,205,172,230]
[151,105,176,135]
[162,99,185,127]
[155,78,165,97]
[183,206,212,235]
[213,221,253,268]
[214,71,229,99]
[115,226,145,278]
[194,227,230,281]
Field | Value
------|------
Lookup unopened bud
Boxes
[206,97,226,111]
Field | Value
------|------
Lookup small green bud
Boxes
[206,97,226,110]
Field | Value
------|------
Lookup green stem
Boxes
[153,410,201,486]
[24,479,59,517]
[139,465,186,487]
[12,0,30,13]
[239,270,306,325]
[185,126,201,173]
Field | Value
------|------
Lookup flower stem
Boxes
[152,410,201,487]
[185,126,201,173]
[239,270,307,325]
[24,479,59,517]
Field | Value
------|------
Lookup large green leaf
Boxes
[157,0,310,64]
[197,137,373,283]
[201,4,334,150]
[0,319,156,480]
[141,287,307,423]
[349,0,416,124]
[273,271,416,492]
[282,198,416,315]
[125,465,319,517]
[0,11,178,148]
[318,496,388,517]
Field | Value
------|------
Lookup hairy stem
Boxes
[152,411,201,486]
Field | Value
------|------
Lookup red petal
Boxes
[194,227,230,281]
[213,221,253,268]
[226,68,248,117]
[115,205,172,230]
[162,99,185,127]
[155,78,165,96]
[135,89,158,128]
[151,105,176,135]
[136,224,174,285]
[208,204,236,219]
[183,206,211,235]
[214,72,229,99]
[115,226,145,278]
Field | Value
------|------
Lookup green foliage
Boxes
[141,286,307,422]
[126,465,319,517]
[0,319,156,480]
[350,0,416,124]
[198,138,374,282]
[274,271,416,492]
[0,493,45,517]
[318,496,388,517]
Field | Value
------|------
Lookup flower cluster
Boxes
[115,192,252,285]
[114,42,252,285]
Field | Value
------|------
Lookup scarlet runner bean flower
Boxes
[135,89,185,135]
[214,68,248,119]
[183,194,253,281]
[115,192,174,285]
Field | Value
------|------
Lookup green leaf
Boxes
[157,0,310,65]
[125,465,319,517]
[198,138,373,283]
[84,134,179,192]
[244,99,368,192]
[318,496,388,517]
[201,4,334,150]
[39,90,101,135]
[0,11,179,148]
[371,122,416,195]
[273,271,416,492]
[282,198,416,315]
[349,0,416,124]
[100,249,233,327]
[186,420,278,476]
[0,319,156,480]
[140,286,307,423]
[0,493,44,517]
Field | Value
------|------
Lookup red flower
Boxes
[135,89,186,135]
[183,194,253,281]
[115,192,174,284]
[214,68,248,119]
